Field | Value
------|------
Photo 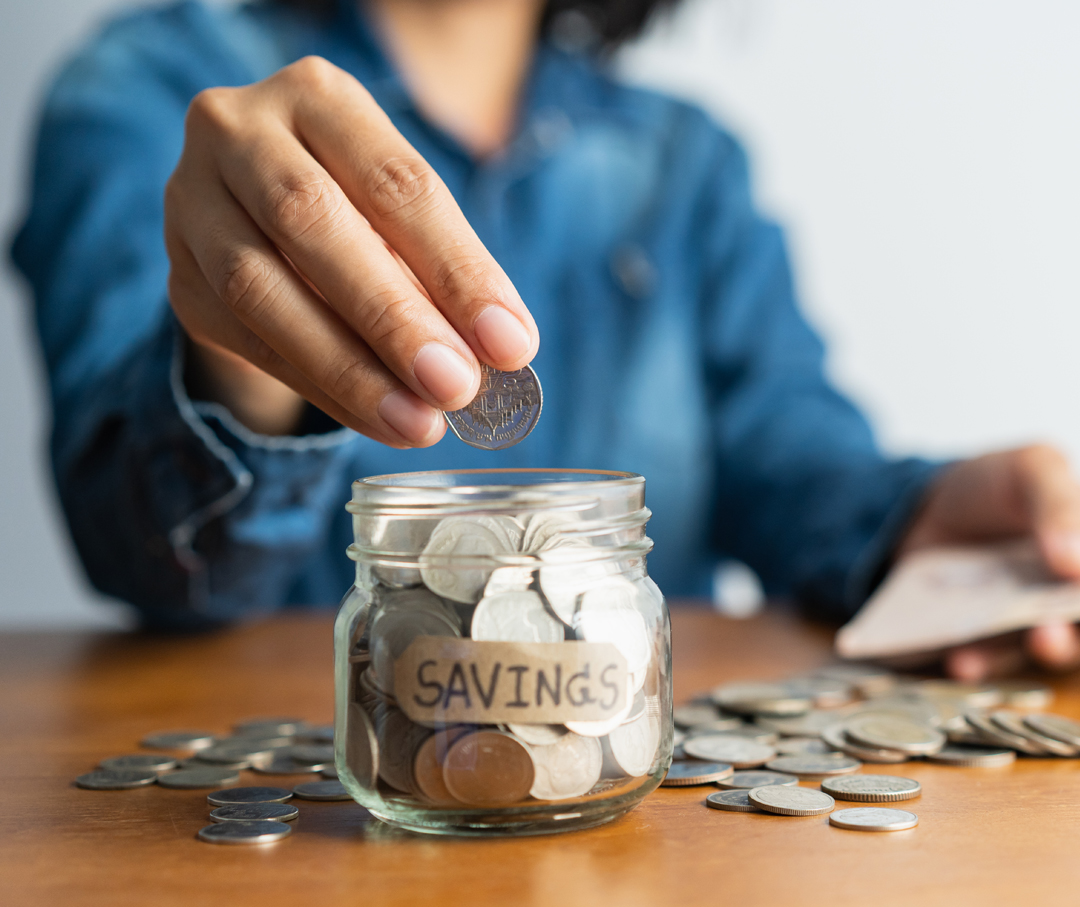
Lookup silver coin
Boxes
[711,682,812,717]
[706,790,762,813]
[995,681,1053,711]
[197,821,292,845]
[820,774,921,802]
[521,511,582,553]
[196,743,276,767]
[774,737,836,756]
[233,717,304,737]
[924,745,1016,767]
[508,723,568,746]
[284,744,337,766]
[206,786,293,805]
[444,363,543,450]
[844,714,945,755]
[755,710,844,738]
[673,704,722,728]
[140,730,217,751]
[748,785,835,816]
[716,770,799,790]
[964,711,1042,755]
[157,767,240,789]
[292,780,352,801]
[1024,713,1080,747]
[814,664,897,697]
[705,725,779,746]
[99,754,178,773]
[529,732,604,800]
[682,735,776,768]
[210,803,299,823]
[828,807,918,832]
[321,766,340,780]
[991,710,1075,756]
[764,754,862,778]
[419,518,517,604]
[537,540,615,626]
[252,756,324,775]
[369,605,461,695]
[661,761,735,786]
[296,724,335,744]
[76,769,158,790]
[821,723,909,764]
[573,580,652,695]
[605,714,661,777]
[782,677,855,709]
[472,590,565,644]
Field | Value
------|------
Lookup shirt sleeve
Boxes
[10,4,359,629]
[695,125,942,623]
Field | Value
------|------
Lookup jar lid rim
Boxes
[352,468,644,494]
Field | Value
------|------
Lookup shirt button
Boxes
[610,243,656,300]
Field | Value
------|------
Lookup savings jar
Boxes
[334,468,671,836]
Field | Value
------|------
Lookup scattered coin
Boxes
[233,718,304,737]
[682,736,776,768]
[748,785,835,816]
[444,363,543,451]
[774,737,835,756]
[820,724,909,764]
[828,807,918,832]
[964,711,1043,756]
[157,767,240,790]
[844,714,945,755]
[711,683,812,717]
[765,754,862,779]
[756,711,841,738]
[321,766,340,780]
[673,704,722,728]
[820,775,921,802]
[209,803,299,823]
[252,756,325,775]
[924,745,1016,767]
[140,730,217,751]
[76,769,158,790]
[292,780,352,801]
[661,762,734,786]
[990,710,1076,757]
[98,754,178,773]
[197,821,292,845]
[1024,713,1080,748]
[716,770,798,790]
[706,790,762,813]
[814,664,896,697]
[995,681,1053,711]
[206,786,293,806]
[285,744,337,766]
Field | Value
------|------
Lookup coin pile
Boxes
[348,510,662,808]
[670,666,1076,833]
[74,717,349,844]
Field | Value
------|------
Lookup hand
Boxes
[898,445,1080,680]
[165,56,538,443]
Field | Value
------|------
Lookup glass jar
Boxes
[334,468,671,836]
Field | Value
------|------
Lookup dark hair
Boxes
[279,0,676,51]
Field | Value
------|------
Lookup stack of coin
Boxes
[345,510,663,810]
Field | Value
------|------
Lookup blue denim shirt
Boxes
[12,0,938,629]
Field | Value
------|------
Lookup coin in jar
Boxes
[682,735,776,768]
[716,770,798,790]
[76,769,158,790]
[442,731,535,807]
[661,761,734,786]
[210,803,299,823]
[605,715,661,778]
[828,807,918,832]
[748,785,835,817]
[471,590,565,644]
[820,775,921,802]
[413,727,473,805]
[706,790,762,813]
[197,821,292,845]
[529,732,604,801]
[444,363,543,451]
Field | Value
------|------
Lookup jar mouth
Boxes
[354,468,643,494]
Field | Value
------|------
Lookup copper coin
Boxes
[413,727,472,805]
[442,731,534,807]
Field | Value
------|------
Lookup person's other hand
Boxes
[898,445,1080,680]
[165,56,537,442]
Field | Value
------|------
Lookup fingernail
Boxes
[413,343,476,406]
[473,306,532,366]
[378,390,441,446]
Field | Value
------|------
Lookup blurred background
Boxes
[2,0,1079,628]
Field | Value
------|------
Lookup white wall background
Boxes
[1,0,1078,627]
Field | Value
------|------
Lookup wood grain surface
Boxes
[3,604,1080,907]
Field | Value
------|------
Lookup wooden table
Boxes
[4,604,1080,907]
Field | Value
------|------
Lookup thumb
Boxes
[1015,445,1080,579]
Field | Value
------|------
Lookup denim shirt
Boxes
[11,0,938,629]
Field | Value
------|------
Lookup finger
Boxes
[1025,622,1080,672]
[944,636,1026,681]
[280,58,538,369]
[168,177,445,448]
[1012,445,1080,579]
[200,108,481,412]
